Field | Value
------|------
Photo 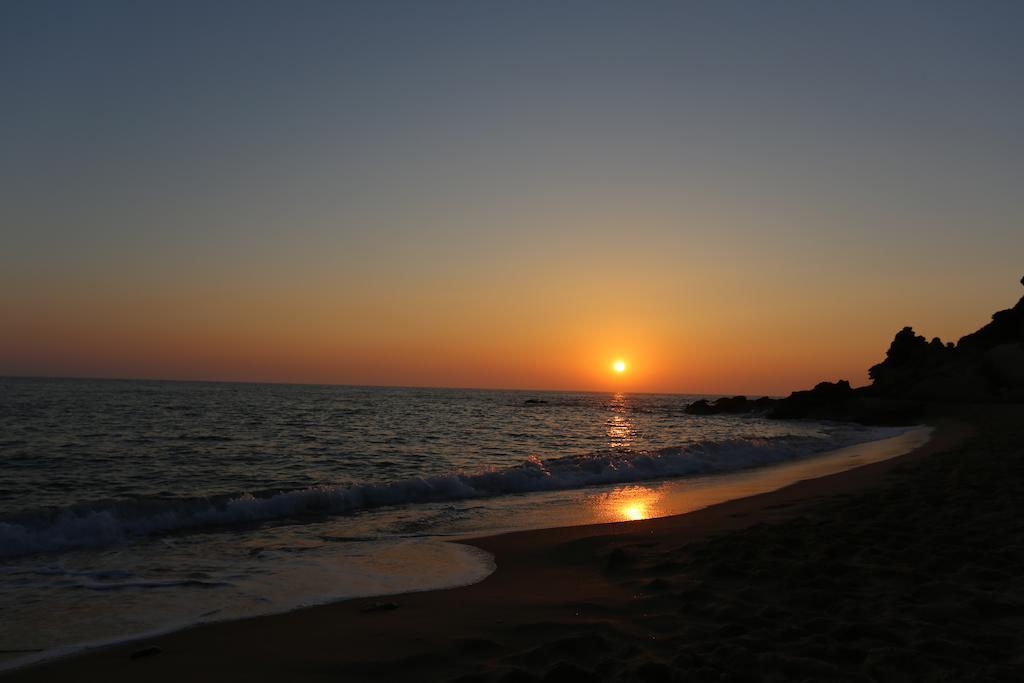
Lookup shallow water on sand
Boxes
[0,378,916,669]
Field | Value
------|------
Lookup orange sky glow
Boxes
[2,254,1013,396]
[3,3,1023,395]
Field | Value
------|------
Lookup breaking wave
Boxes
[0,427,906,558]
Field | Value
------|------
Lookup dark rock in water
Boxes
[684,399,715,415]
[767,380,853,419]
[761,381,922,424]
[523,398,548,405]
[130,646,162,660]
[684,380,922,424]
[714,395,754,413]
[685,395,776,415]
[810,379,853,400]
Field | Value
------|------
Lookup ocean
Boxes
[0,377,920,669]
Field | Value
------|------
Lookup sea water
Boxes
[0,377,914,668]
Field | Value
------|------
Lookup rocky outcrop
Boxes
[767,380,854,419]
[684,396,774,415]
[956,279,1024,352]
[866,328,973,401]
[768,382,924,424]
[685,380,923,425]
[867,276,1024,402]
[685,275,1024,422]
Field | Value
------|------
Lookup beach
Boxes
[1,381,911,668]
[9,407,1022,681]
[6,3,1023,680]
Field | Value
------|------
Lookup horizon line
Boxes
[0,373,797,399]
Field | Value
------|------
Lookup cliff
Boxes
[686,275,1024,422]
[868,276,1024,402]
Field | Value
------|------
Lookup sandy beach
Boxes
[8,408,1021,681]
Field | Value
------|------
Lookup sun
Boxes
[612,359,626,374]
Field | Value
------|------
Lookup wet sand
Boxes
[9,409,1024,682]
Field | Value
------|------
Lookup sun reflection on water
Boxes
[606,393,637,448]
[591,397,663,521]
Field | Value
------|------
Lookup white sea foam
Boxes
[0,539,496,674]
[0,427,906,558]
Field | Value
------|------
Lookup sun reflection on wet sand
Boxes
[590,485,664,523]
[447,428,932,537]
[621,504,647,521]
[578,429,934,526]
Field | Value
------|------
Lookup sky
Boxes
[2,1,1023,395]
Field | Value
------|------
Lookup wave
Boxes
[0,427,906,558]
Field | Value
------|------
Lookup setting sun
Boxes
[613,360,627,374]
